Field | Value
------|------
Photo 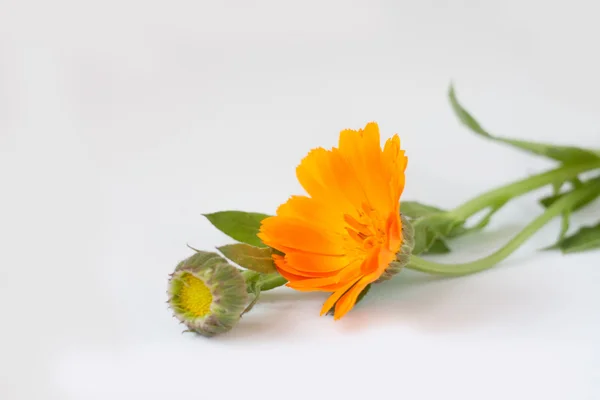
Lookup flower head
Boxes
[258,122,408,319]
[168,251,248,336]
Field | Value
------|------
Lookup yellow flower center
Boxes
[179,273,213,317]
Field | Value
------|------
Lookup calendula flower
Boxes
[168,251,248,336]
[258,122,409,319]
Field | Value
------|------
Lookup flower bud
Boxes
[168,251,248,337]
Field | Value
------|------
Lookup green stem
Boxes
[256,274,288,291]
[242,270,287,293]
[406,179,600,276]
[449,160,600,221]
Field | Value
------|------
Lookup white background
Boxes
[1,1,599,399]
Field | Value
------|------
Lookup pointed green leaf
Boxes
[218,243,277,274]
[204,211,271,247]
[547,222,600,253]
[411,223,437,255]
[551,181,564,194]
[540,177,600,245]
[539,176,600,210]
[401,202,460,254]
[401,201,445,219]
[401,201,474,238]
[558,209,571,241]
[553,181,570,242]
[426,238,451,254]
[449,85,600,164]
[404,202,508,255]
[411,222,453,255]
[446,203,507,239]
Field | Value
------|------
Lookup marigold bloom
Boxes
[258,122,408,319]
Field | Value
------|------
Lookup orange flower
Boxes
[258,122,408,319]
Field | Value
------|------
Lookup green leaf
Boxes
[411,223,437,255]
[551,181,564,194]
[401,202,459,254]
[448,84,600,164]
[547,222,600,253]
[540,177,600,245]
[553,181,570,242]
[426,239,451,254]
[401,201,445,219]
[445,202,506,239]
[405,201,509,255]
[217,243,277,274]
[558,209,571,241]
[401,201,473,238]
[539,176,600,210]
[204,211,271,247]
[411,221,453,255]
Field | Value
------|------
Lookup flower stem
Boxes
[406,179,600,276]
[449,160,600,221]
[242,270,288,293]
[256,274,288,291]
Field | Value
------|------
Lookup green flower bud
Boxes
[376,213,414,283]
[168,251,248,337]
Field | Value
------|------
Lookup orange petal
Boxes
[286,258,363,290]
[385,211,402,253]
[276,266,307,282]
[335,258,364,282]
[338,123,391,214]
[274,255,341,285]
[258,216,344,255]
[286,274,342,289]
[334,249,388,319]
[320,276,362,316]
[284,251,349,274]
[276,195,345,234]
[362,123,395,212]
[382,134,407,205]
[327,148,369,211]
[333,275,373,320]
[295,148,356,215]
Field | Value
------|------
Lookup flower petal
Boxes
[284,251,349,273]
[295,148,357,215]
[258,216,345,255]
[333,249,390,319]
[276,254,342,278]
[319,276,362,316]
[382,134,407,207]
[276,195,345,234]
